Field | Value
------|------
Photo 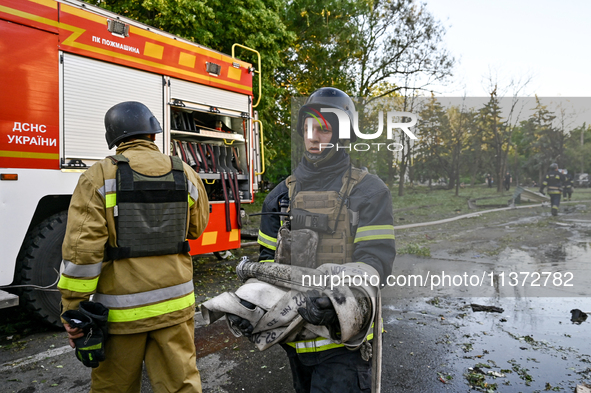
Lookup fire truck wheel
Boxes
[16,211,68,328]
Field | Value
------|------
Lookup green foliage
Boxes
[396,242,431,257]
[93,0,454,184]
[561,123,591,175]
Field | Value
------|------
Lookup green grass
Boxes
[390,184,591,225]
[396,242,431,257]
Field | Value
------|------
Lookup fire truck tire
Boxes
[17,211,68,328]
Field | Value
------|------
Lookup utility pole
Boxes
[581,122,585,174]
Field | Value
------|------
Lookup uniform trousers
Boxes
[281,344,371,393]
[90,318,202,393]
[550,193,561,214]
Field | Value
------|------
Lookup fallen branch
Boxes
[470,304,504,313]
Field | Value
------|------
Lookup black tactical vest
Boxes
[106,154,190,260]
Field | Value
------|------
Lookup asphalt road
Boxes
[2,205,591,392]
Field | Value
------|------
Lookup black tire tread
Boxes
[16,211,68,328]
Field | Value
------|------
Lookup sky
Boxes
[424,0,591,97]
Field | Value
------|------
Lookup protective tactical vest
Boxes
[285,166,367,267]
[105,154,190,260]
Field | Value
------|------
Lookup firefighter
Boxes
[563,170,574,201]
[539,163,564,216]
[58,102,209,393]
[254,87,395,392]
[504,172,512,191]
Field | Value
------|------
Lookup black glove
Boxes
[227,299,256,337]
[297,290,339,328]
[62,302,109,368]
[79,301,109,339]
[539,189,545,195]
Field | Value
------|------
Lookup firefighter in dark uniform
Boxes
[256,88,396,392]
[563,171,574,201]
[504,172,512,191]
[539,163,564,216]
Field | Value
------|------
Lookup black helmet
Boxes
[297,87,357,143]
[105,101,162,149]
[550,163,558,170]
[296,87,357,165]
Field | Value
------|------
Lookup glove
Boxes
[540,191,545,195]
[297,290,339,329]
[79,301,109,339]
[227,299,256,337]
[62,302,109,368]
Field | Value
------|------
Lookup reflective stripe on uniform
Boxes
[105,194,117,208]
[257,230,277,250]
[287,337,345,353]
[57,275,100,293]
[62,260,102,278]
[188,180,199,207]
[259,259,276,263]
[287,323,378,353]
[93,280,194,309]
[354,225,395,243]
[98,179,116,199]
[107,292,195,323]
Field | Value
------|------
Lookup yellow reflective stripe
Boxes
[188,194,195,207]
[107,292,195,323]
[355,224,395,243]
[258,230,277,243]
[105,193,116,208]
[259,260,276,263]
[289,337,345,353]
[79,343,102,351]
[257,239,276,250]
[355,234,396,243]
[296,342,344,353]
[57,275,99,293]
[257,230,277,250]
[357,225,395,232]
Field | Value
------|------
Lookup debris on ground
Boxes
[470,304,504,313]
[571,309,588,324]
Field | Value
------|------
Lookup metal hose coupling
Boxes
[236,256,252,281]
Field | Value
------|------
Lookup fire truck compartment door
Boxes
[169,77,250,114]
[62,53,164,160]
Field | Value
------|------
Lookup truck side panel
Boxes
[0,168,81,286]
[0,20,60,170]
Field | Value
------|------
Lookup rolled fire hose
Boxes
[236,258,383,393]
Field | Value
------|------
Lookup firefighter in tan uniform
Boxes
[58,101,209,393]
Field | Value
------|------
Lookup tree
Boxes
[416,95,449,187]
[564,123,591,175]
[349,0,454,195]
[351,0,453,98]
[515,97,559,184]
[476,88,525,192]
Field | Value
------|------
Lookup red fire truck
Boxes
[0,0,264,326]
